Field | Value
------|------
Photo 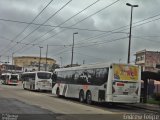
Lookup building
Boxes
[135,49,160,95]
[0,64,22,74]
[154,81,160,93]
[135,49,160,72]
[13,56,56,72]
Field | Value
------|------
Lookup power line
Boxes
[0,18,127,38]
[74,51,107,61]
[1,0,72,56]
[4,0,160,55]
[30,12,160,61]
[19,0,121,53]
[40,11,160,48]
[14,0,101,52]
[6,11,160,55]
[74,37,128,48]
[52,36,127,57]
[0,18,120,33]
[27,0,101,44]
[1,10,160,34]
[12,0,103,53]
[76,13,160,45]
[133,35,160,38]
[0,0,54,54]
[37,0,121,44]
[11,0,101,54]
[0,35,71,46]
[12,0,120,55]
[4,0,160,57]
[54,34,159,62]
[77,32,127,46]
[133,36,160,43]
[16,12,159,57]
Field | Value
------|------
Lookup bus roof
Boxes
[22,71,52,74]
[55,63,139,72]
[1,73,19,75]
[1,73,12,75]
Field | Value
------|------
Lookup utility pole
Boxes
[83,60,85,64]
[45,45,48,71]
[126,3,138,64]
[39,46,43,71]
[12,53,14,66]
[0,55,1,64]
[7,56,9,64]
[71,32,78,67]
[60,57,62,68]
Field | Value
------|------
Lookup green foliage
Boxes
[147,98,160,105]
[153,93,160,101]
[50,64,60,72]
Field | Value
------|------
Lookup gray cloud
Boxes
[0,0,160,65]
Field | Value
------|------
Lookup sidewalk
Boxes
[128,103,160,112]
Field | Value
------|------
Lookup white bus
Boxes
[22,71,52,91]
[0,73,19,85]
[52,63,141,104]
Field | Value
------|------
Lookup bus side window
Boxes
[30,73,35,80]
[6,75,9,80]
[52,73,57,87]
[52,73,57,81]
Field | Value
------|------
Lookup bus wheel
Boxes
[23,84,26,90]
[79,90,84,103]
[86,91,92,104]
[30,85,32,90]
[56,88,60,97]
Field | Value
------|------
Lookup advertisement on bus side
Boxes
[113,64,139,81]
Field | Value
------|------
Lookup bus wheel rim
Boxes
[87,93,92,104]
[79,92,84,102]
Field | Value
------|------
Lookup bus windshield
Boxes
[37,72,51,79]
[1,75,6,80]
[11,75,18,80]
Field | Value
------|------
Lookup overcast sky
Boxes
[0,0,160,66]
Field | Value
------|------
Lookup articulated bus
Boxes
[22,71,52,91]
[52,63,141,104]
[0,73,19,85]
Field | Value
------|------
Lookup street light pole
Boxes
[45,45,48,71]
[71,32,78,67]
[39,46,43,71]
[12,53,15,73]
[126,3,138,64]
[60,57,62,68]
[7,56,9,64]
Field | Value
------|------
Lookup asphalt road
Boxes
[0,83,159,120]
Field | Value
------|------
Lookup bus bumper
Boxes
[106,95,140,103]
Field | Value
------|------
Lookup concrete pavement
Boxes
[0,84,159,120]
[128,103,160,113]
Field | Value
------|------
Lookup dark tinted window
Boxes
[1,75,6,80]
[56,67,109,85]
[22,73,36,81]
[37,72,51,79]
[11,75,18,80]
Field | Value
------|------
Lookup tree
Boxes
[50,64,60,72]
